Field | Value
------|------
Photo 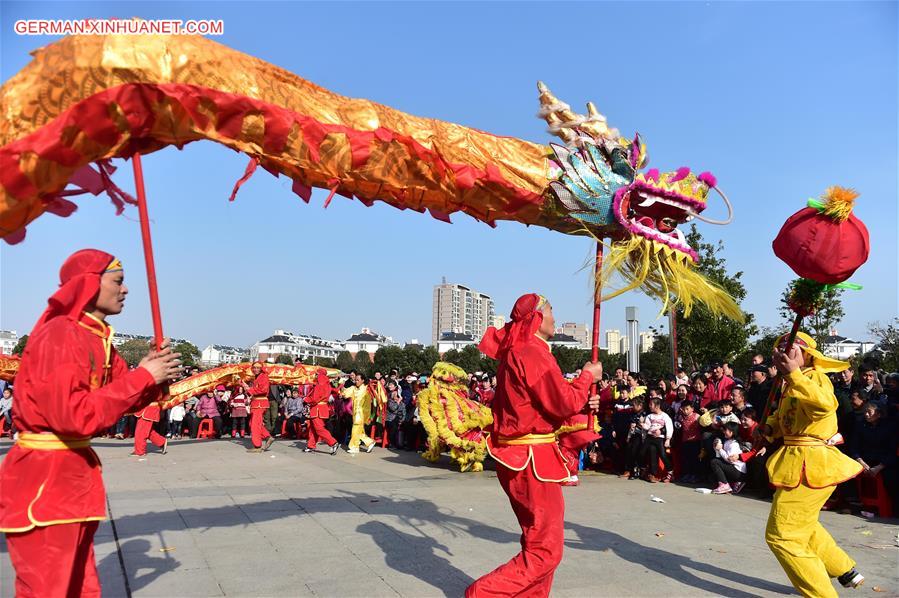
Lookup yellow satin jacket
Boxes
[765,368,863,489]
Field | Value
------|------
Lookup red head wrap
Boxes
[315,368,330,386]
[30,249,118,340]
[252,361,265,370]
[478,293,547,360]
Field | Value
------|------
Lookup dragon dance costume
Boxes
[305,368,338,451]
[417,362,492,472]
[0,250,163,597]
[764,332,864,598]
[467,294,594,598]
[132,401,166,456]
[246,363,272,450]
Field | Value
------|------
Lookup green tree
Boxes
[442,348,460,367]
[335,351,355,372]
[551,346,589,375]
[11,334,28,356]
[458,345,484,373]
[479,355,498,375]
[639,333,673,380]
[731,327,785,376]
[353,350,372,376]
[173,341,200,368]
[862,318,899,372]
[418,346,440,374]
[373,345,406,374]
[118,338,151,367]
[675,225,756,370]
[275,353,294,365]
[442,346,483,375]
[778,285,845,352]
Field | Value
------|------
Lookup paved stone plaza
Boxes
[1,437,896,597]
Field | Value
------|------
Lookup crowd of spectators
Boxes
[0,354,895,516]
[580,359,898,515]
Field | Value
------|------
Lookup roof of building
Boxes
[439,332,475,341]
[549,333,580,343]
[259,335,295,344]
[209,344,248,352]
[346,332,383,342]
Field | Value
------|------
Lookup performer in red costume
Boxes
[467,293,602,598]
[131,401,167,456]
[304,368,339,454]
[241,361,274,452]
[0,249,181,597]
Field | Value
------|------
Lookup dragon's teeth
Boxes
[637,196,656,208]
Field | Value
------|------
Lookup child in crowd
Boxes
[710,422,746,494]
[229,387,248,438]
[0,387,14,438]
[168,402,186,439]
[611,386,633,473]
[699,398,741,442]
[676,401,702,482]
[641,397,674,483]
[620,396,646,479]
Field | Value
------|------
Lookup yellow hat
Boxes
[775,331,848,373]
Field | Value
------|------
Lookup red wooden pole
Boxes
[132,153,165,351]
[669,308,679,374]
[589,241,604,429]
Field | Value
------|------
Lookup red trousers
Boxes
[466,465,565,597]
[250,408,271,448]
[133,418,165,455]
[307,417,337,449]
[6,521,101,597]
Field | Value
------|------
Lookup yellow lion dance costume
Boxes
[417,362,493,472]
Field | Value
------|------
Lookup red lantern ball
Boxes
[773,207,869,284]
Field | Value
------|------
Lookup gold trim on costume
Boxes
[79,311,115,384]
[16,432,92,450]
[783,435,826,447]
[104,258,123,272]
[495,433,557,446]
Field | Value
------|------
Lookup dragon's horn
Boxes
[537,82,618,144]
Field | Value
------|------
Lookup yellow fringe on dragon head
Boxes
[417,362,493,473]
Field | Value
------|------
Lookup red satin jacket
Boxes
[135,402,160,422]
[246,372,270,410]
[487,336,593,482]
[305,381,332,419]
[0,313,160,532]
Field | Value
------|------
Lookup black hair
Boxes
[723,421,740,437]
[741,407,757,420]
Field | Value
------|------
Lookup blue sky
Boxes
[1,1,896,350]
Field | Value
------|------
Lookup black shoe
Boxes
[303,447,313,453]
[263,437,275,451]
[329,443,339,455]
[838,568,864,588]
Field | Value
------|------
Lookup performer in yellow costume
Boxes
[342,374,376,454]
[763,332,864,597]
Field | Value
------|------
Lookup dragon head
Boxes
[537,82,741,321]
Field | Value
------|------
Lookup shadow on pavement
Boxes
[357,520,474,596]
[566,521,794,597]
[96,538,180,593]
